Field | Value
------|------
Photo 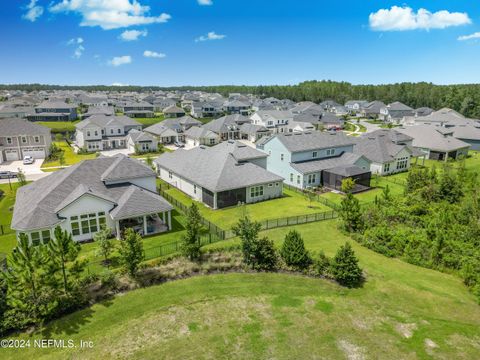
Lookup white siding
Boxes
[159,167,203,201]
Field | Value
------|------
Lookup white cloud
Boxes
[143,50,166,58]
[458,32,480,41]
[119,29,148,41]
[198,0,213,5]
[49,0,171,30]
[67,38,85,59]
[369,6,471,31]
[23,0,44,22]
[112,82,128,86]
[195,31,226,42]
[108,55,132,67]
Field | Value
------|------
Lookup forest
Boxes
[1,80,480,118]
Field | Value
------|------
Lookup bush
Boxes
[314,251,331,276]
[280,230,312,270]
[330,242,363,288]
[249,236,277,271]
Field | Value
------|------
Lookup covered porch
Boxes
[115,210,172,239]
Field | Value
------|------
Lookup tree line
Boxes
[2,80,480,118]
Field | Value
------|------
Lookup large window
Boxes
[396,157,409,170]
[31,232,41,246]
[290,173,294,182]
[250,185,264,198]
[312,151,318,158]
[384,163,391,172]
[326,148,335,156]
[41,230,51,244]
[307,173,316,184]
[71,212,104,236]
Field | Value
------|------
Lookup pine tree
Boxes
[280,230,312,269]
[119,228,144,277]
[232,216,262,266]
[339,192,363,233]
[330,242,363,287]
[94,225,115,264]
[181,203,202,260]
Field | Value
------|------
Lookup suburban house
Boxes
[122,101,155,118]
[11,155,173,244]
[239,123,271,142]
[202,114,252,140]
[353,129,415,175]
[144,116,202,144]
[223,99,250,115]
[191,102,222,118]
[27,100,78,121]
[83,105,115,118]
[415,107,434,117]
[257,132,371,192]
[250,110,294,133]
[0,118,51,163]
[360,101,386,119]
[126,129,158,153]
[155,140,283,209]
[345,100,369,115]
[74,114,142,152]
[396,125,470,161]
[163,105,186,118]
[152,98,176,112]
[184,126,220,147]
[0,104,35,119]
[380,102,414,122]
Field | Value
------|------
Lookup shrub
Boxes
[249,236,277,271]
[280,230,312,270]
[330,242,363,288]
[315,251,331,276]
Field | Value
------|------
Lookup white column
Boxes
[143,215,148,235]
[162,211,166,223]
[167,210,172,230]
[115,221,121,239]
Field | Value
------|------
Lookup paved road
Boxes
[359,120,382,133]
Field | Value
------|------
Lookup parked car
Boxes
[23,155,34,165]
[0,171,18,179]
[174,141,185,148]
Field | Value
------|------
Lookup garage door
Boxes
[22,147,45,159]
[5,149,19,161]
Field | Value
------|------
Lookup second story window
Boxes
[110,129,114,134]
[87,131,91,136]
[21,136,27,144]
[94,131,98,136]
[34,136,39,143]
[6,137,12,144]
[312,151,317,158]
[326,148,335,156]
[280,154,284,161]
[117,129,121,134]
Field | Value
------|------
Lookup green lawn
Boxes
[38,121,79,133]
[134,115,165,127]
[158,180,331,230]
[6,220,480,359]
[0,183,21,255]
[41,141,97,168]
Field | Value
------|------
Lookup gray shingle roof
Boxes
[0,118,51,136]
[76,114,140,130]
[396,125,471,152]
[290,152,366,174]
[12,155,166,231]
[154,142,283,192]
[264,131,355,153]
[353,133,411,164]
[202,114,251,133]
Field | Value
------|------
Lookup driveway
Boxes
[99,148,133,157]
[359,120,382,133]
[0,159,51,183]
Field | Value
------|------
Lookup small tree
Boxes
[232,216,262,266]
[55,133,63,142]
[94,225,115,264]
[330,242,363,287]
[181,203,203,260]
[17,169,27,186]
[315,250,331,276]
[58,151,66,167]
[119,228,144,277]
[280,230,311,269]
[48,226,83,295]
[339,179,363,233]
[251,236,277,271]
[304,189,316,208]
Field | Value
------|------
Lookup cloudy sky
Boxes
[2,0,479,86]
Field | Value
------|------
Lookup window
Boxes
[280,154,284,161]
[71,222,80,236]
[326,148,335,156]
[6,137,12,144]
[275,182,279,187]
[102,130,105,135]
[168,171,173,179]
[290,173,294,182]
[297,175,301,184]
[21,136,27,143]
[31,232,40,246]
[209,138,216,145]
[41,230,51,244]
[384,163,391,172]
[81,220,90,234]
[312,151,318,158]
[34,136,39,143]
[118,128,121,134]
[110,129,114,134]
[250,186,264,198]
[89,218,98,233]
[307,174,316,184]
[194,185,197,194]
[94,131,98,136]
[396,157,409,170]
[268,183,273,187]
[87,131,91,136]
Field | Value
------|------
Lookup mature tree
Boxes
[232,216,262,266]
[330,242,363,287]
[280,230,311,269]
[119,228,144,276]
[438,165,463,203]
[181,203,203,260]
[48,226,83,294]
[94,225,115,264]
[339,179,363,233]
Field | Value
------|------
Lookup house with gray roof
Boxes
[360,101,387,119]
[191,101,222,118]
[27,100,78,121]
[380,102,414,123]
[126,129,158,153]
[250,110,294,133]
[239,123,271,142]
[184,126,220,148]
[12,154,173,244]
[155,140,283,209]
[0,118,52,163]
[163,105,186,118]
[257,131,371,192]
[74,114,142,152]
[223,99,251,115]
[396,125,470,161]
[202,114,251,140]
[353,129,414,175]
[345,100,369,115]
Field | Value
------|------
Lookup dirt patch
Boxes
[337,339,365,360]
[424,338,438,356]
[395,323,417,338]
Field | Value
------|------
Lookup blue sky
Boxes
[1,0,480,86]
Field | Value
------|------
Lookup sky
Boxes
[1,0,480,86]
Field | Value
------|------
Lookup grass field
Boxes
[41,141,97,168]
[158,180,331,229]
[5,220,480,359]
[38,121,79,133]
[134,115,165,127]
[0,183,20,255]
